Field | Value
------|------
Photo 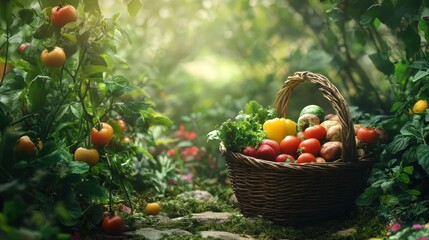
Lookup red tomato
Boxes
[275,154,295,162]
[304,125,326,141]
[50,5,78,28]
[102,214,124,235]
[356,127,378,144]
[90,122,114,147]
[279,136,301,155]
[115,119,126,133]
[18,42,30,53]
[296,153,317,163]
[298,138,321,156]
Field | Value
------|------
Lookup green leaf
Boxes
[416,144,429,175]
[33,23,54,39]
[380,194,399,206]
[407,189,421,196]
[419,19,429,41]
[369,53,395,75]
[36,147,71,166]
[380,180,393,192]
[83,65,109,76]
[398,26,421,57]
[75,181,108,200]
[83,0,100,14]
[18,8,34,24]
[68,161,90,174]
[400,122,421,136]
[326,8,345,23]
[403,166,414,175]
[57,191,82,227]
[28,76,49,112]
[244,100,263,115]
[398,173,410,184]
[412,70,429,82]
[373,17,381,29]
[410,60,429,69]
[385,135,414,154]
[390,101,404,113]
[127,0,142,17]
[356,187,380,206]
[105,75,131,97]
[140,108,173,127]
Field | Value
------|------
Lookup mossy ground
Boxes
[137,178,387,240]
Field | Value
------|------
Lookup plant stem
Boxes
[105,152,114,215]
[0,13,10,87]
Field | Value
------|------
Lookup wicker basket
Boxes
[221,71,373,225]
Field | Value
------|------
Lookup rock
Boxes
[177,190,214,201]
[124,227,191,240]
[230,194,238,205]
[200,231,255,240]
[331,228,357,238]
[173,211,233,224]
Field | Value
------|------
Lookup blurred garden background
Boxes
[1,0,429,239]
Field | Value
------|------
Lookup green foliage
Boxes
[357,111,429,223]
[208,101,275,152]
[0,0,171,236]
[388,223,429,240]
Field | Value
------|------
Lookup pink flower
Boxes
[413,224,422,230]
[418,237,428,240]
[167,149,176,156]
[184,131,197,139]
[174,125,197,140]
[120,204,132,214]
[182,146,198,156]
[391,223,401,232]
[180,173,193,183]
[181,146,199,161]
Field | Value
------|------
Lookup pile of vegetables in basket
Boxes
[209,101,385,164]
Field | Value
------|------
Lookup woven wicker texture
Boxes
[221,71,373,225]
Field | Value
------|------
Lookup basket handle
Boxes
[274,71,358,162]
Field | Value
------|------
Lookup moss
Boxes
[134,180,386,240]
[149,209,385,240]
[161,198,237,218]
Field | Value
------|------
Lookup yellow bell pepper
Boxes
[263,118,296,143]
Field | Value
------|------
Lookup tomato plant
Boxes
[90,122,114,148]
[50,4,78,28]
[40,47,66,68]
[0,1,172,237]
[356,127,378,145]
[298,138,321,156]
